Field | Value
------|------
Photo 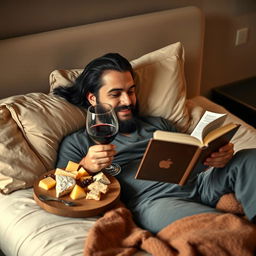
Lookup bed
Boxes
[1,6,256,256]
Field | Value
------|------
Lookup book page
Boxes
[190,111,227,142]
[154,130,202,147]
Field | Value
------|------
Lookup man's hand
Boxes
[79,144,116,173]
[204,143,234,168]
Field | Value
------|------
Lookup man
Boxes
[54,53,256,234]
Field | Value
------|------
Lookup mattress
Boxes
[0,97,255,256]
[0,188,96,256]
[0,188,149,256]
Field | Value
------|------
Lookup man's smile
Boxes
[119,108,132,114]
[115,105,134,119]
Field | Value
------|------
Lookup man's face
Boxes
[97,70,137,121]
[87,70,137,133]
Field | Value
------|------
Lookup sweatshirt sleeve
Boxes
[55,129,90,168]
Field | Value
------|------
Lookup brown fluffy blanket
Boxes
[84,194,256,256]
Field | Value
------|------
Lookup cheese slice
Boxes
[76,167,90,179]
[93,172,111,185]
[55,175,76,198]
[86,190,101,201]
[88,181,108,194]
[55,168,77,179]
[70,185,86,200]
[39,177,56,190]
[65,161,80,172]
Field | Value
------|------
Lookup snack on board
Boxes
[55,168,78,179]
[38,161,111,201]
[78,176,94,188]
[55,175,76,198]
[65,160,80,172]
[88,181,109,194]
[93,172,111,185]
[39,177,56,190]
[70,184,86,200]
[86,190,101,201]
[76,167,90,179]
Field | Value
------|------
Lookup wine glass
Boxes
[86,103,121,176]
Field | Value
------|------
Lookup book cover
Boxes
[135,111,240,185]
[135,139,199,184]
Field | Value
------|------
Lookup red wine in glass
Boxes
[89,123,118,144]
[86,103,121,176]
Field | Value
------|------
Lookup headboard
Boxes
[0,6,204,99]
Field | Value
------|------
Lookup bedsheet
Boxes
[0,188,97,256]
[0,190,149,256]
[1,96,255,256]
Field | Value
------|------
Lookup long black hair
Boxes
[53,53,134,109]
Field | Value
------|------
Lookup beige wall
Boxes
[1,0,256,96]
[201,0,256,96]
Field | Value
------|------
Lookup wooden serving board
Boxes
[33,170,121,218]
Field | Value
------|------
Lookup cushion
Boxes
[131,42,190,131]
[0,106,46,194]
[49,42,190,131]
[0,93,86,194]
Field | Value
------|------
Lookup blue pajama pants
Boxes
[132,149,256,234]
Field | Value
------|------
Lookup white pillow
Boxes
[49,42,190,131]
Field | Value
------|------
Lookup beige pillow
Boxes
[49,69,82,90]
[49,42,190,131]
[131,42,190,131]
[0,105,46,194]
[0,93,86,193]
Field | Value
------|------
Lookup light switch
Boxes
[235,28,249,46]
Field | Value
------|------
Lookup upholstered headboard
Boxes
[0,6,204,99]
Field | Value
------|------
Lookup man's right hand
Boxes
[79,144,116,173]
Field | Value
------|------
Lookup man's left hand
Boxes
[204,143,234,168]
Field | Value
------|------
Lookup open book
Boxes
[135,111,240,185]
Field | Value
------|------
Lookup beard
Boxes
[114,104,138,133]
[96,96,138,134]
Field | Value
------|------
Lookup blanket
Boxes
[84,194,256,256]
